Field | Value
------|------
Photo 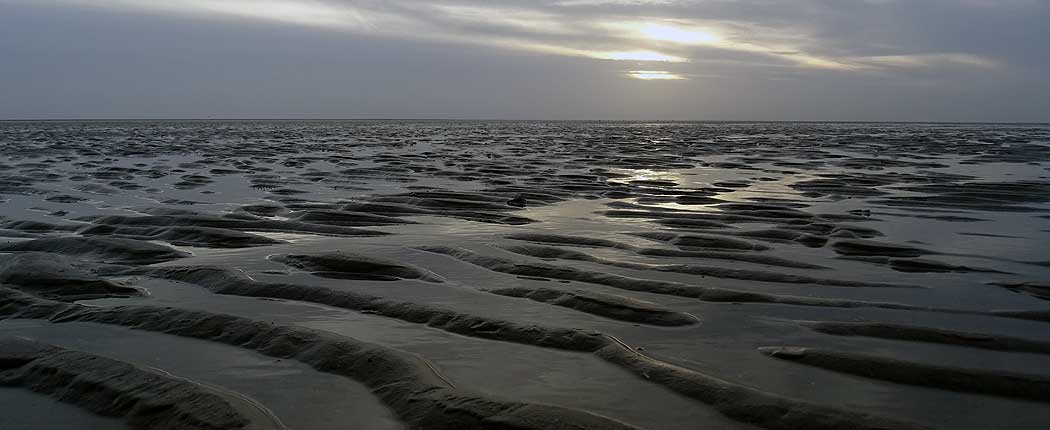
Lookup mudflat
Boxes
[1,120,1049,430]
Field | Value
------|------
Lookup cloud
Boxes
[1,0,1046,120]
[7,0,1015,72]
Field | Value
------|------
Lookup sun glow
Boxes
[595,50,686,62]
[626,70,685,80]
[636,24,719,45]
[602,21,720,46]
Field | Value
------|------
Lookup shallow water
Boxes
[1,120,1050,429]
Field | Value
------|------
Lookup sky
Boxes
[1,0,1047,121]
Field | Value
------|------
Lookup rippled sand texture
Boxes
[1,121,1050,430]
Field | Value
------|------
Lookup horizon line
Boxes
[1,118,1047,125]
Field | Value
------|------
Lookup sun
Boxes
[626,71,685,80]
[595,51,687,62]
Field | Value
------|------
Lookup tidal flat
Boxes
[1,120,1049,430]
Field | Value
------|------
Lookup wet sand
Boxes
[2,120,1050,429]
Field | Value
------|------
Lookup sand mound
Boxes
[79,225,284,248]
[506,233,825,269]
[505,233,634,250]
[842,256,1005,274]
[0,229,42,238]
[0,337,252,430]
[0,220,82,233]
[991,282,1050,301]
[271,252,443,282]
[238,204,289,217]
[631,232,771,251]
[596,344,928,430]
[726,229,829,247]
[86,214,388,237]
[338,201,434,216]
[488,287,699,326]
[803,321,1050,355]
[502,244,913,289]
[0,236,189,265]
[760,346,1050,403]
[135,266,608,352]
[358,192,539,225]
[0,252,138,301]
[832,240,931,257]
[417,246,949,311]
[875,181,1050,212]
[288,210,417,226]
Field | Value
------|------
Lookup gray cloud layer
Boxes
[1,0,1047,121]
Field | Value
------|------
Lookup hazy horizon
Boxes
[2,119,1049,125]
[2,0,1048,122]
